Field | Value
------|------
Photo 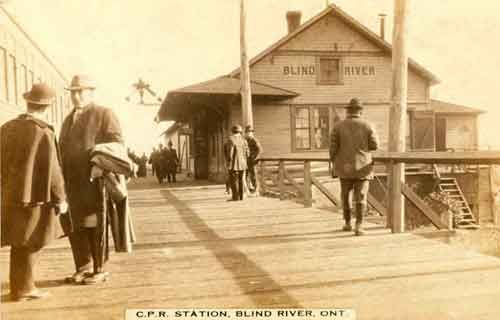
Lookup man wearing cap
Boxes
[244,125,263,193]
[224,125,249,201]
[329,98,379,236]
[59,75,123,284]
[1,83,68,301]
[164,140,179,183]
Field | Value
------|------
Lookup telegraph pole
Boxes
[240,0,253,128]
[388,0,409,233]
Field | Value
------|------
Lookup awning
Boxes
[157,76,298,121]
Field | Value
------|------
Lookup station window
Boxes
[7,54,18,105]
[317,57,343,85]
[0,47,7,101]
[291,106,336,152]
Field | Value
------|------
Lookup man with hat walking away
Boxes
[164,140,179,183]
[1,83,68,301]
[224,125,249,201]
[244,125,263,193]
[59,75,123,284]
[329,98,379,236]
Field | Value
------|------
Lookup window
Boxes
[7,55,18,104]
[294,107,310,149]
[0,48,7,101]
[317,57,342,85]
[20,64,28,93]
[292,106,337,151]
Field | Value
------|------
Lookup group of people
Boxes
[149,142,179,184]
[1,75,132,301]
[128,150,148,178]
[224,124,262,201]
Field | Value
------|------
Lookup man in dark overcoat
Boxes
[329,98,379,236]
[224,125,249,201]
[1,83,68,301]
[59,75,123,284]
[244,125,263,193]
[164,140,179,183]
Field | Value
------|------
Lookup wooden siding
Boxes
[478,167,494,223]
[445,116,477,151]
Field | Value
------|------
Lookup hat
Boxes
[167,140,173,146]
[232,125,243,133]
[345,98,363,111]
[65,74,96,91]
[245,125,254,133]
[23,83,56,105]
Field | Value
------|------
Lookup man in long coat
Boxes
[59,75,123,284]
[164,140,179,183]
[1,83,67,301]
[244,125,263,193]
[329,98,379,236]
[224,125,249,201]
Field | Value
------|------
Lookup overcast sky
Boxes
[3,0,500,153]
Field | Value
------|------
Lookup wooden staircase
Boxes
[437,177,479,229]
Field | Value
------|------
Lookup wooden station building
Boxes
[158,4,484,182]
[0,6,69,131]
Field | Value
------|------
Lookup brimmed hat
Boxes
[345,98,363,111]
[245,125,254,133]
[65,74,96,91]
[232,125,243,133]
[23,83,56,105]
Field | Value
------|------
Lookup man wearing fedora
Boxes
[59,75,123,284]
[329,98,379,236]
[224,125,249,201]
[1,83,68,301]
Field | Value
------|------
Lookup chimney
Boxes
[379,13,387,40]
[286,11,302,34]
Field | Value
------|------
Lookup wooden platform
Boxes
[2,177,500,320]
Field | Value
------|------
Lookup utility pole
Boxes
[240,0,253,128]
[388,0,409,233]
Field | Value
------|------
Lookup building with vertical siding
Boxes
[158,4,484,182]
[0,6,69,131]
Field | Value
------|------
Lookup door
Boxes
[435,117,447,151]
[193,113,209,179]
[410,110,436,151]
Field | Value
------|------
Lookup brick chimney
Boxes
[379,13,387,40]
[286,11,302,34]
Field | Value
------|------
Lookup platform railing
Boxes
[257,151,500,233]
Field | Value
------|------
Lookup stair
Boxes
[438,177,479,229]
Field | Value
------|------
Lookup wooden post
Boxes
[278,160,285,200]
[303,160,313,207]
[240,0,253,128]
[388,0,409,233]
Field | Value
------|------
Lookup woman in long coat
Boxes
[1,83,67,301]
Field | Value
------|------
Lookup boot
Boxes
[342,208,352,231]
[354,203,367,236]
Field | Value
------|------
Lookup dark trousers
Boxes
[340,179,370,224]
[166,170,176,183]
[10,246,40,296]
[68,227,105,273]
[246,162,257,192]
[229,170,244,200]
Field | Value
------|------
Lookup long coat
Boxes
[329,115,379,179]
[59,104,122,228]
[1,114,66,248]
[224,134,249,171]
[164,148,179,172]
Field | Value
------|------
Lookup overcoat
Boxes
[59,104,122,228]
[1,114,66,248]
[164,148,179,172]
[329,115,379,179]
[224,134,249,171]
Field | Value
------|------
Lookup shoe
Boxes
[64,270,92,284]
[11,289,50,301]
[355,223,365,236]
[342,223,352,232]
[82,271,109,285]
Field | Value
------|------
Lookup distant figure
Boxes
[164,141,179,183]
[329,98,379,236]
[224,125,249,201]
[137,153,148,177]
[149,148,157,177]
[153,144,165,184]
[60,74,123,284]
[1,83,68,301]
[244,125,263,193]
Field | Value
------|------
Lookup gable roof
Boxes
[229,3,439,85]
[431,99,485,114]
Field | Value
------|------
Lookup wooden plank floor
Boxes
[2,177,500,320]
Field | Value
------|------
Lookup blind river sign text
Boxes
[283,65,376,76]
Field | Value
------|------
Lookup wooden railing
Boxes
[257,151,500,233]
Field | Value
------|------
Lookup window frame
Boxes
[316,56,344,85]
[291,105,336,152]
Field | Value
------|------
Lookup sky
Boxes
[2,0,500,153]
